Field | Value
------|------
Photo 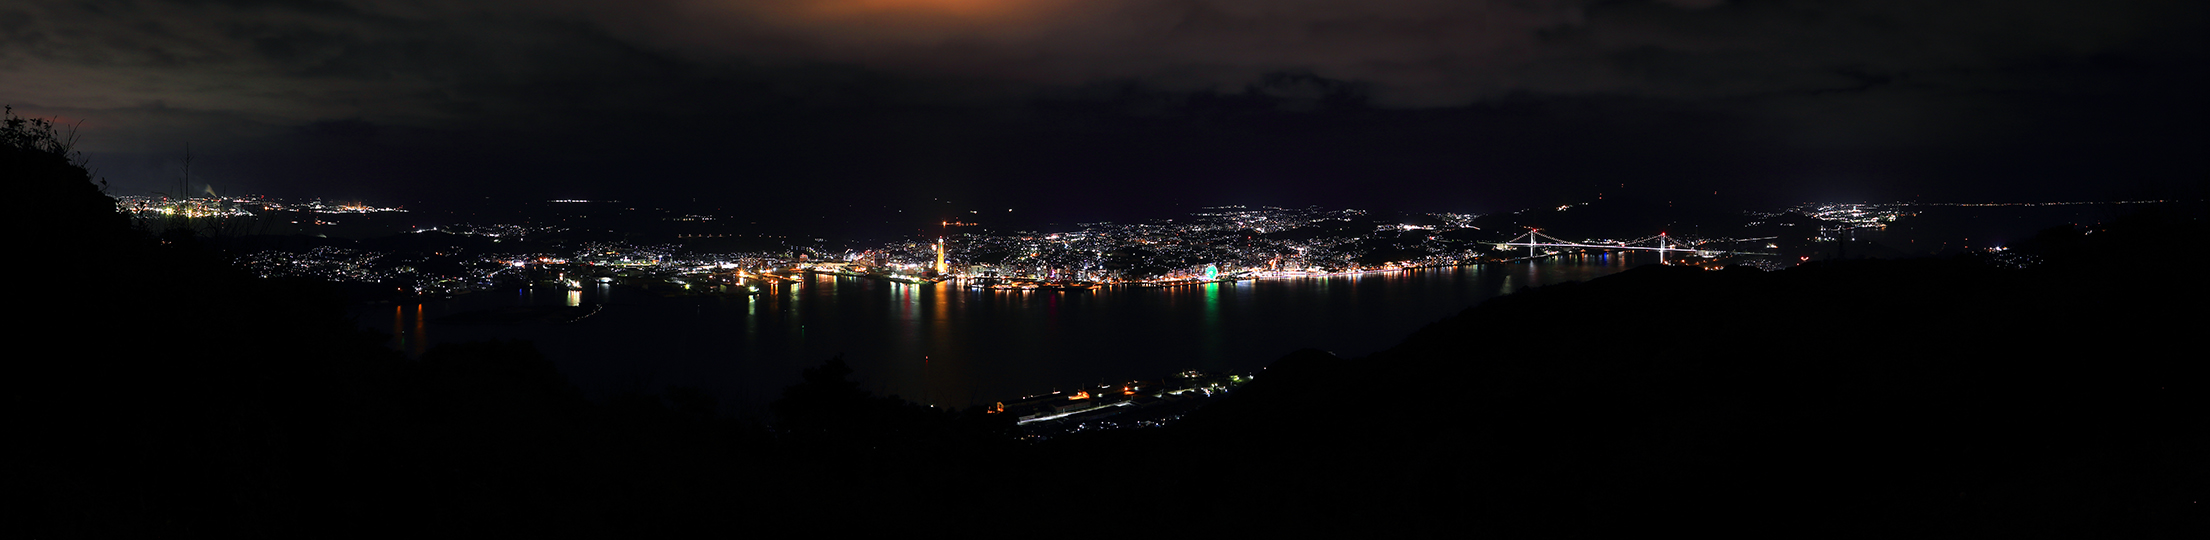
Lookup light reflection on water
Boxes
[361,257,1650,414]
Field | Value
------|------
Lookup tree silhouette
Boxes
[769,355,881,447]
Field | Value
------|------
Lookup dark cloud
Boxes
[2,0,2200,215]
[13,1,2199,110]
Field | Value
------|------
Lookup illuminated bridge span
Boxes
[1496,228,1771,261]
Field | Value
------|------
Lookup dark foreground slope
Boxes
[16,208,2204,537]
[1118,217,2205,537]
[12,106,2201,535]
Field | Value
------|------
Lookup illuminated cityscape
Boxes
[213,198,2183,301]
[11,0,2202,534]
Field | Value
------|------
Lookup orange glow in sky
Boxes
[799,0,1032,19]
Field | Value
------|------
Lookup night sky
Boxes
[7,0,2204,232]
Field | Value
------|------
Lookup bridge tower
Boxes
[935,237,948,276]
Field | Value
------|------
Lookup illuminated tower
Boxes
[935,237,948,276]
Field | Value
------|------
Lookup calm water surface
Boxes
[364,255,1649,413]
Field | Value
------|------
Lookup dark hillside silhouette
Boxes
[1147,215,2205,536]
[6,106,132,249]
[11,105,2199,535]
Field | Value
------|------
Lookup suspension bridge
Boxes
[1496,228,1774,261]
